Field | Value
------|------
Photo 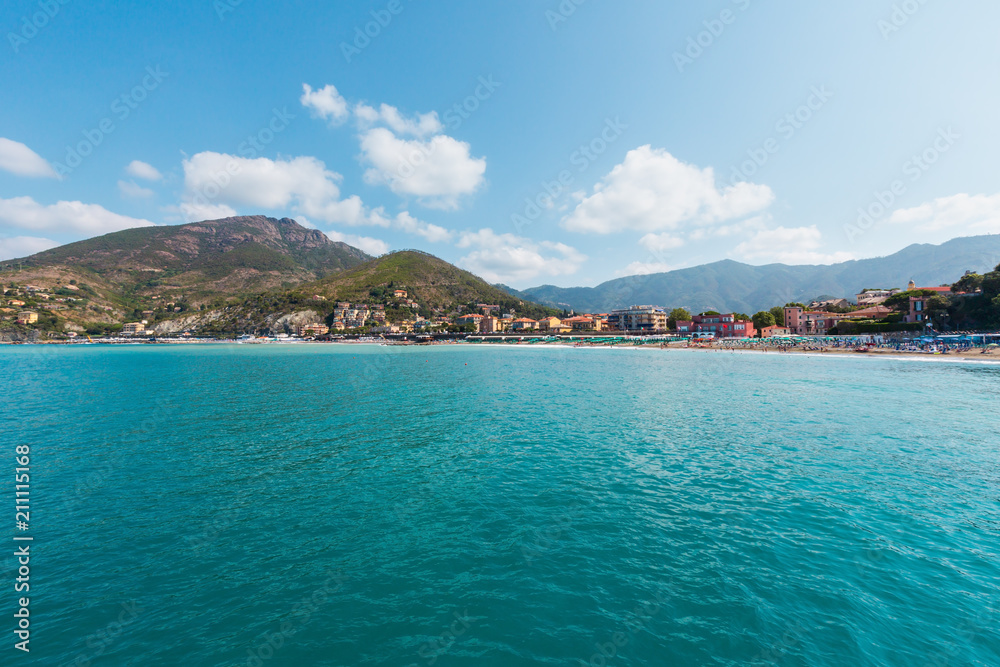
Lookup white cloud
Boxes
[0,138,58,179]
[616,261,674,277]
[688,215,770,241]
[389,211,453,243]
[324,230,390,256]
[180,151,380,225]
[174,201,238,222]
[118,180,155,199]
[0,236,59,261]
[563,145,774,234]
[125,160,163,181]
[638,233,685,253]
[456,228,585,283]
[300,87,487,211]
[355,103,443,137]
[0,197,155,235]
[888,192,1000,234]
[300,84,349,125]
[732,226,853,265]
[359,128,486,210]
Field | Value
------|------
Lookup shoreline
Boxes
[5,337,999,364]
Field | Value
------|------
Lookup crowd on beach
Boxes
[707,336,998,356]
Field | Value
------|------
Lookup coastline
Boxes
[5,337,1000,364]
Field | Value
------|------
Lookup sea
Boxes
[3,344,998,666]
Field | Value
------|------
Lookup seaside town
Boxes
[4,269,1000,355]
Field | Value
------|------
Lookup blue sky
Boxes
[2,0,999,288]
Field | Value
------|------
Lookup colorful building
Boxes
[608,306,668,332]
[676,313,756,339]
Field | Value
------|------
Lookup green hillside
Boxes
[0,216,370,329]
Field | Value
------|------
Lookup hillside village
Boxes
[5,266,998,341]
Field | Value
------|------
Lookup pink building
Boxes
[676,313,756,338]
[783,307,851,335]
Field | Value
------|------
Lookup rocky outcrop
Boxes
[0,327,41,343]
[269,310,322,334]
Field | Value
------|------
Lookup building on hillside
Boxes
[477,304,500,315]
[759,325,791,338]
[511,318,538,331]
[536,316,562,331]
[9,300,25,307]
[809,298,851,310]
[122,322,145,335]
[784,307,852,335]
[907,280,952,294]
[676,313,756,339]
[608,306,668,332]
[856,289,900,306]
[16,311,38,324]
[456,314,484,328]
[393,289,408,298]
[849,305,892,319]
[480,316,501,333]
[297,323,329,336]
[904,296,935,324]
[331,320,346,331]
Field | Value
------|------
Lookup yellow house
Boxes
[17,311,38,324]
[537,316,562,331]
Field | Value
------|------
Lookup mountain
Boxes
[0,216,370,323]
[307,250,554,314]
[517,235,1000,314]
[158,250,561,335]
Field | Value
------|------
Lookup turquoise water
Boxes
[3,344,999,666]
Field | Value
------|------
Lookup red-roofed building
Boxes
[676,313,756,339]
[456,314,484,327]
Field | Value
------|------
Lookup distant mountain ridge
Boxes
[516,235,1000,314]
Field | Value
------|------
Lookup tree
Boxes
[952,273,983,294]
[769,306,785,326]
[784,302,806,309]
[925,295,951,329]
[667,308,691,329]
[982,270,1000,299]
[733,313,750,322]
[752,311,776,330]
